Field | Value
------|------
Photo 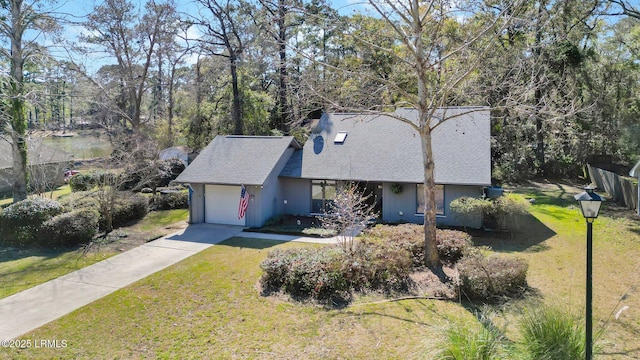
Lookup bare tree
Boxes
[81,0,178,134]
[308,1,522,268]
[191,0,248,135]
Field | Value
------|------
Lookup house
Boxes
[0,138,74,194]
[159,146,192,166]
[630,160,640,216]
[175,107,491,228]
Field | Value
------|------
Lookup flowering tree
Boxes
[318,183,378,252]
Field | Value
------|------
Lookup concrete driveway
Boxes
[0,224,244,341]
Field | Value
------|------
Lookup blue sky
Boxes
[47,0,370,73]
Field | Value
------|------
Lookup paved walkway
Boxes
[0,224,337,340]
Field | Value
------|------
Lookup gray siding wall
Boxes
[245,185,264,228]
[439,185,483,229]
[248,147,298,227]
[189,183,205,223]
[382,183,483,228]
[279,178,312,215]
[382,182,418,223]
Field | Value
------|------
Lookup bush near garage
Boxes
[148,191,188,211]
[0,197,64,246]
[41,209,99,247]
[102,192,149,229]
[58,191,148,230]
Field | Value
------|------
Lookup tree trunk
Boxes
[534,0,545,174]
[276,0,289,133]
[412,0,441,269]
[10,0,29,203]
[230,52,243,135]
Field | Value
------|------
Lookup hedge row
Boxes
[365,224,472,266]
[260,241,413,302]
[261,224,529,304]
[0,191,149,248]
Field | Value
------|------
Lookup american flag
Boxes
[238,185,250,219]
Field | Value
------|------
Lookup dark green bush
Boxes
[58,191,148,230]
[69,171,117,192]
[41,209,99,247]
[148,191,188,211]
[0,197,64,246]
[458,252,528,302]
[108,192,149,229]
[118,158,186,191]
[68,173,94,192]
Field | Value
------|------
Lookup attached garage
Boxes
[174,136,302,228]
[205,185,245,226]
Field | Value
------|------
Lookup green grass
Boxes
[0,208,187,301]
[2,182,639,359]
[0,248,113,300]
[4,238,475,359]
[136,209,188,232]
[0,185,72,207]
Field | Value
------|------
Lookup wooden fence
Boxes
[587,164,638,210]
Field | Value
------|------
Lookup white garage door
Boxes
[205,185,246,226]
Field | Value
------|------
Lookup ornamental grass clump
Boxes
[434,321,506,360]
[517,305,586,360]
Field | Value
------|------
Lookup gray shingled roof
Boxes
[0,138,74,170]
[175,135,301,186]
[280,107,491,185]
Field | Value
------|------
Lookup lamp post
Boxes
[574,186,603,360]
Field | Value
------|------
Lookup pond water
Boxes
[40,131,112,159]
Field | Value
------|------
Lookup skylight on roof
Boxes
[334,131,347,144]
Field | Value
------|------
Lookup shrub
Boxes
[437,229,472,264]
[41,209,99,247]
[458,252,528,302]
[68,172,94,192]
[260,241,413,302]
[57,191,100,210]
[365,224,471,267]
[490,193,531,232]
[0,197,64,246]
[450,197,492,229]
[518,305,586,360]
[68,171,116,192]
[58,191,148,231]
[109,192,149,229]
[148,191,188,211]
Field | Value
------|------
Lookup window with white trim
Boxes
[417,184,445,215]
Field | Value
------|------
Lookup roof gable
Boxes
[175,136,301,186]
[285,107,491,185]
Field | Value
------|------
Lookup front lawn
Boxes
[3,182,639,359]
[0,209,188,300]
